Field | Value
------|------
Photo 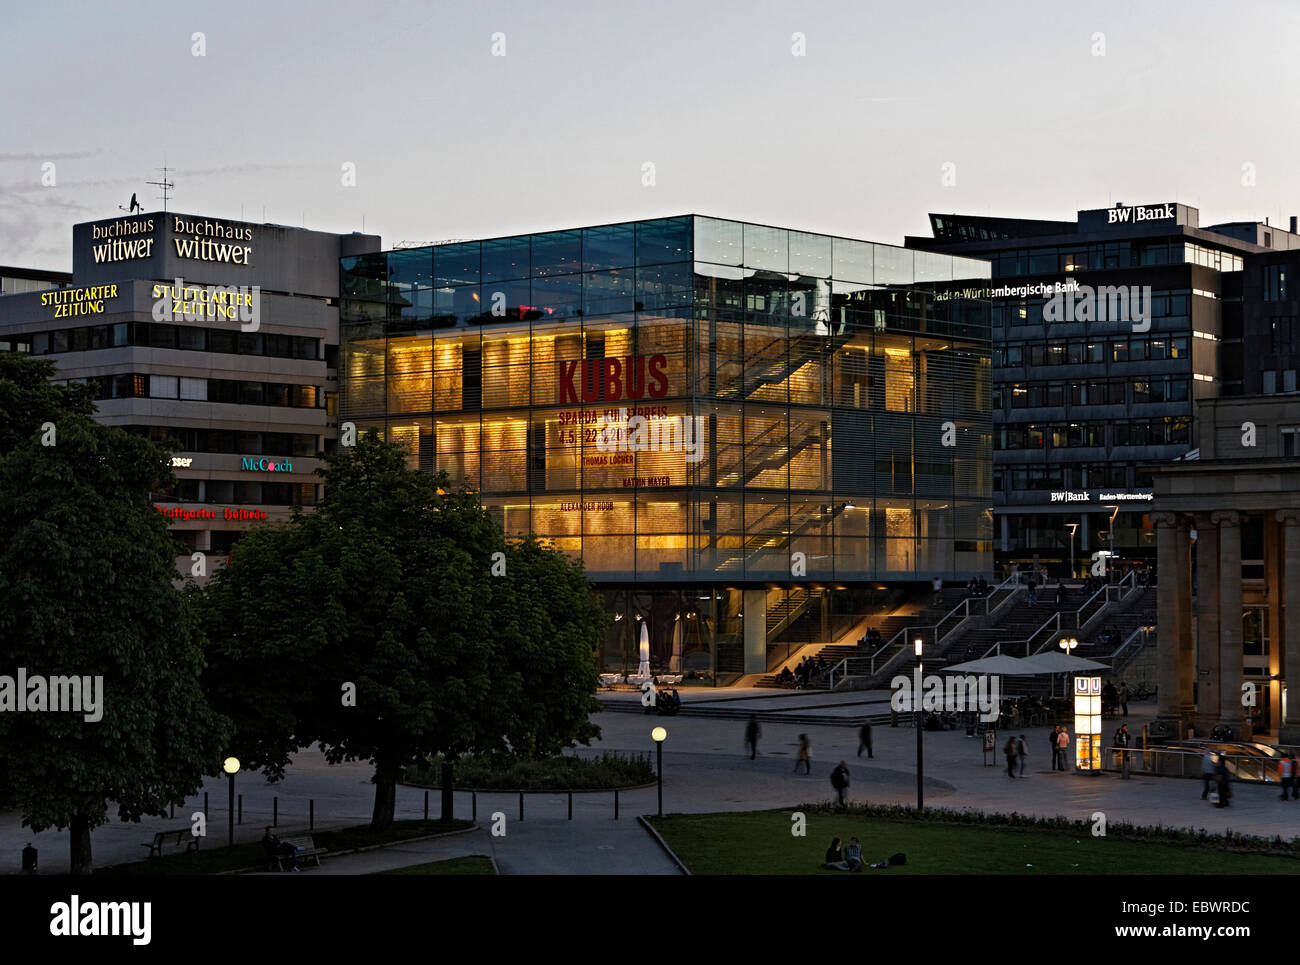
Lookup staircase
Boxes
[754,587,971,689]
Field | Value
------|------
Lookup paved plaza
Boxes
[2,693,1294,875]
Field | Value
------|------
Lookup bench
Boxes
[266,832,328,871]
[141,827,200,859]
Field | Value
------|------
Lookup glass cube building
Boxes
[340,216,993,683]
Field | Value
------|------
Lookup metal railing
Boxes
[1107,746,1278,784]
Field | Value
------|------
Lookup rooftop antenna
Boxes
[146,161,174,212]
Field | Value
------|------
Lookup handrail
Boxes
[984,610,1061,658]
[1107,624,1154,666]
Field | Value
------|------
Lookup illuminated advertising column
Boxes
[1074,675,1102,771]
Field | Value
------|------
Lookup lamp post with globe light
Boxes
[222,757,240,852]
[651,727,667,816]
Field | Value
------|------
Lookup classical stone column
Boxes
[1153,512,1187,728]
[1176,516,1195,722]
[1193,513,1220,736]
[1279,510,1300,744]
[1213,510,1247,736]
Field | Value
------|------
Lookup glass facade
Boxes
[340,216,992,680]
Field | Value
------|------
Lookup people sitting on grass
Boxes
[824,837,844,869]
[843,837,864,871]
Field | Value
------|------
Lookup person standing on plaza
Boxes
[831,760,850,808]
[1279,754,1293,801]
[1201,748,1216,800]
[1003,735,1018,778]
[1055,726,1070,770]
[1214,756,1232,808]
[932,576,943,606]
[1291,753,1299,799]
[795,733,812,775]
[744,715,761,760]
[1117,680,1129,717]
[1016,734,1028,776]
[858,721,873,758]
[1049,725,1061,770]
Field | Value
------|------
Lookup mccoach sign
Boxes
[240,456,293,472]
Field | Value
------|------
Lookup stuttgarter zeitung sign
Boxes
[1050,491,1154,503]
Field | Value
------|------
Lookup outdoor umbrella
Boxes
[1019,652,1108,673]
[942,654,1036,675]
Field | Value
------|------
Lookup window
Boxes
[1287,370,1298,393]
[149,375,178,399]
[1282,427,1300,458]
[1264,370,1278,394]
[179,378,206,401]
[1264,264,1288,302]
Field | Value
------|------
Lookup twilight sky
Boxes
[4,0,1300,269]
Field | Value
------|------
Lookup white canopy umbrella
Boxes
[942,654,1036,675]
[1020,652,1108,673]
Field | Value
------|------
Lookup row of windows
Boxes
[1263,265,1289,302]
[153,478,318,506]
[10,322,321,361]
[991,292,1192,329]
[997,464,1151,492]
[995,335,1190,368]
[125,425,320,457]
[75,373,320,408]
[998,413,1191,450]
[997,376,1191,410]
[989,243,1242,278]
[997,417,1191,454]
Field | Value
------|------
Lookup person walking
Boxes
[1117,681,1129,717]
[831,760,850,808]
[1279,754,1294,801]
[1201,748,1216,800]
[1291,753,1299,799]
[1003,736,1018,778]
[857,721,873,758]
[795,734,812,775]
[1112,724,1130,770]
[744,715,761,760]
[1055,726,1070,771]
[1016,734,1028,776]
[932,576,943,606]
[1214,756,1232,808]
[1049,726,1061,771]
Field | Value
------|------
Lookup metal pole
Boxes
[227,773,234,853]
[424,791,429,821]
[472,791,477,822]
[916,658,924,812]
[203,792,208,819]
[614,789,619,820]
[568,791,573,820]
[273,796,278,827]
[309,800,314,831]
[237,794,242,824]
[519,791,523,822]
[657,741,664,817]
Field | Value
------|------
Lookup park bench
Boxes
[141,827,200,859]
[266,832,328,871]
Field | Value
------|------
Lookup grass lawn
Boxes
[378,855,496,875]
[649,810,1300,875]
[100,819,475,875]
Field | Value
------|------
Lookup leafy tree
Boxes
[204,432,604,828]
[0,355,229,873]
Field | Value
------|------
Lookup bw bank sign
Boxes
[1106,202,1175,225]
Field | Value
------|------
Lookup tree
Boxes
[0,355,229,872]
[203,432,604,828]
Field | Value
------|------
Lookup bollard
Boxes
[204,792,208,819]
[568,791,572,820]
[170,802,175,820]
[519,791,524,822]
[21,843,37,875]
[424,791,429,821]
[472,791,477,822]
[1122,748,1131,780]
[310,800,314,831]
[238,794,242,824]
[273,796,278,827]
[615,789,619,820]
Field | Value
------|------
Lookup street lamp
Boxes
[1106,505,1119,584]
[914,637,924,812]
[651,727,667,817]
[1058,637,1079,699]
[222,756,240,853]
[1065,523,1078,581]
